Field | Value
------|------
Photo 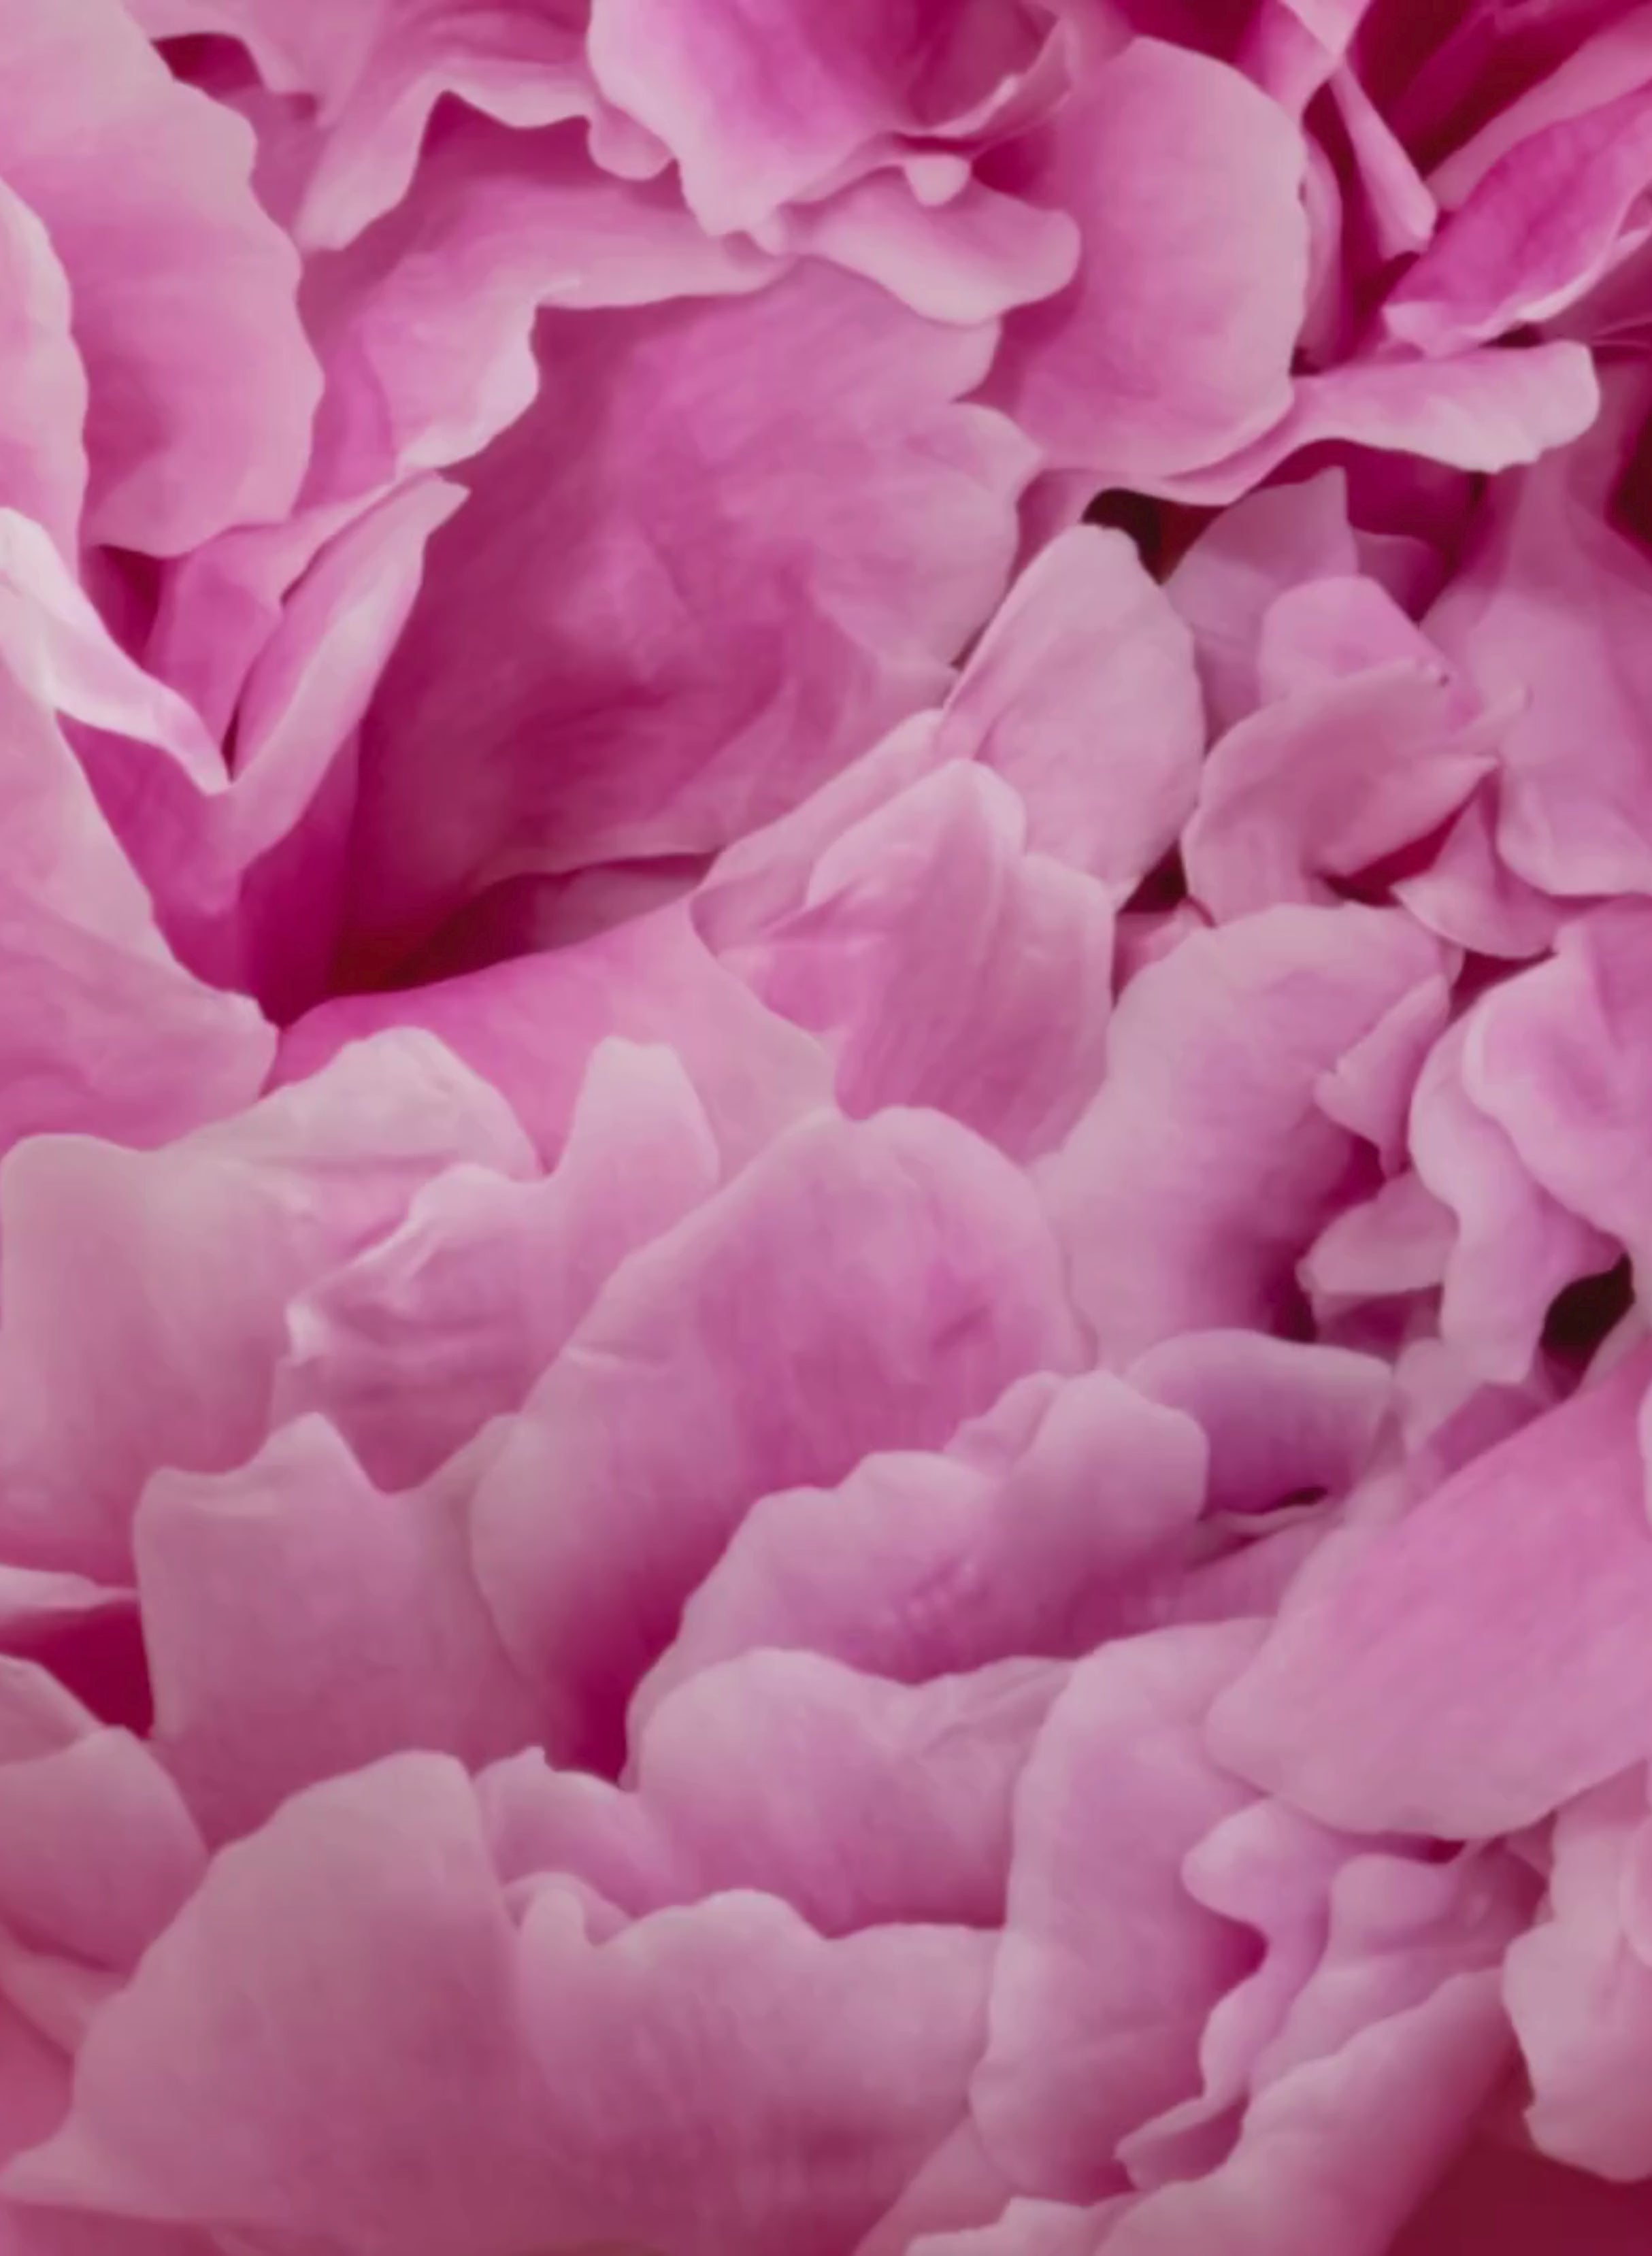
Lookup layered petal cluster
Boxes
[3,2,1652,2254]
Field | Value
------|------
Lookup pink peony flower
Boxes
[7,0,1652,2251]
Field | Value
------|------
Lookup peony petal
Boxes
[1210,1345,1652,1836]
[1127,1333,1391,1516]
[0,1034,531,1580]
[343,262,1031,964]
[274,1040,719,1487]
[729,764,1115,1160]
[1036,906,1442,1358]
[1505,1773,1652,2180]
[940,527,1205,895]
[986,40,1307,480]
[472,1106,1083,1769]
[1158,344,1602,505]
[0,0,320,553]
[1386,83,1652,353]
[277,899,833,1170]
[1184,655,1497,920]
[644,1370,1208,1704]
[970,1625,1263,2202]
[1410,1016,1617,1384]
[587,0,1050,233]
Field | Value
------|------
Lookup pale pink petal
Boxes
[1101,1974,1514,2255]
[0,1727,203,1975]
[1313,973,1453,1172]
[5,1758,572,2255]
[1466,905,1652,1267]
[136,1418,540,1842]
[729,765,1114,1160]
[277,900,833,1170]
[488,1649,1061,1935]
[1209,1346,1652,1836]
[764,172,1080,325]
[0,1034,531,1580]
[1505,1773,1652,2179]
[1036,906,1443,1358]
[1426,370,1652,896]
[1392,787,1566,961]
[472,1107,1083,1768]
[274,1040,719,1487]
[507,1886,993,2256]
[9,1758,993,2256]
[986,40,1307,480]
[0,188,85,559]
[134,0,665,244]
[301,113,777,505]
[644,1370,1208,1703]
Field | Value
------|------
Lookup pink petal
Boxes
[343,263,1031,962]
[644,1370,1208,1702]
[764,171,1080,325]
[1467,904,1652,1267]
[1184,655,1497,920]
[1101,1973,1514,2255]
[0,1035,531,1580]
[729,764,1115,1160]
[488,1648,1061,1935]
[587,0,1050,232]
[1158,344,1601,505]
[987,40,1307,480]
[0,1723,203,1976]
[0,0,320,554]
[10,1758,992,2256]
[1209,1345,1652,1836]
[1410,1017,1617,1383]
[1036,906,1442,1358]
[0,185,85,558]
[940,527,1205,894]
[278,899,833,1170]
[1127,1333,1390,1516]
[274,1039,718,1487]
[1387,83,1652,352]
[472,1106,1083,1769]
[1168,469,1361,736]
[1505,1773,1652,2178]
[970,1624,1263,2202]
[137,1416,542,1844]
